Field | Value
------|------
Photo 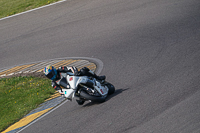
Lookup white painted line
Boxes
[0,0,67,21]
[0,74,6,77]
[16,99,69,133]
[8,73,14,76]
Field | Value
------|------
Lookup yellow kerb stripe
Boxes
[52,60,73,68]
[60,59,80,67]
[45,92,61,101]
[80,63,96,70]
[0,64,35,76]
[36,60,80,72]
[2,107,53,133]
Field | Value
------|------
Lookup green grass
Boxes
[0,0,60,19]
[0,76,55,132]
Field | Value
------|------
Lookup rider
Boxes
[43,65,106,92]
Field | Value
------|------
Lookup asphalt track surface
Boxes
[1,0,200,132]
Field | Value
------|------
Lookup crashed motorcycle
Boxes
[56,71,115,105]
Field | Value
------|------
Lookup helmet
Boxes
[44,65,57,80]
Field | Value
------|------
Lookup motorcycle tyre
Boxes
[80,91,106,103]
[76,99,85,105]
[104,82,115,95]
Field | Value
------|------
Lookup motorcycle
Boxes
[56,71,115,105]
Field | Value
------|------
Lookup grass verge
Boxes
[0,76,55,132]
[0,0,60,19]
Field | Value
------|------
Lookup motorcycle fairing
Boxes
[94,81,108,96]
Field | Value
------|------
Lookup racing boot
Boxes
[96,75,106,81]
[81,67,106,81]
[95,75,106,84]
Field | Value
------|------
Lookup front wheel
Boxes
[104,82,115,95]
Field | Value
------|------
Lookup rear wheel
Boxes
[76,99,85,105]
[79,90,106,103]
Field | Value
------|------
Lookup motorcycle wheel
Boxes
[79,90,106,103]
[76,99,85,105]
[104,82,115,95]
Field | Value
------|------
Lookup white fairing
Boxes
[62,75,88,99]
[94,81,108,96]
[62,88,75,98]
[60,72,108,100]
[67,75,88,89]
